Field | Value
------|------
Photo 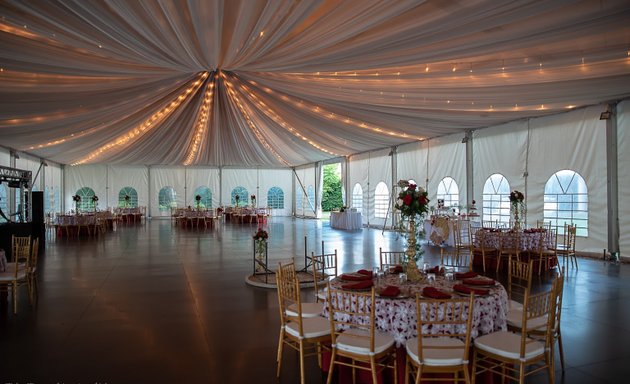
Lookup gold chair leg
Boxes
[276,329,284,379]
[558,332,565,372]
[299,341,306,384]
[370,357,377,384]
[326,349,336,384]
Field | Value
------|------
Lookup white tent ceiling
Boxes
[1,0,629,167]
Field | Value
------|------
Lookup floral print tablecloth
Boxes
[326,273,508,347]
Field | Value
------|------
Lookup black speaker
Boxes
[31,191,44,224]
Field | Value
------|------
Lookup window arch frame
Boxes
[482,173,511,225]
[118,186,139,208]
[75,187,96,211]
[231,186,248,206]
[158,186,177,212]
[267,187,284,209]
[543,169,588,236]
[193,186,212,209]
[351,183,363,214]
[436,176,460,213]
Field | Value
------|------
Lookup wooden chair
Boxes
[280,260,324,318]
[471,229,497,274]
[311,250,338,303]
[527,230,556,275]
[440,249,471,272]
[276,262,331,384]
[326,286,397,384]
[554,224,578,269]
[0,235,32,314]
[505,259,534,324]
[496,231,521,273]
[472,285,556,384]
[531,269,565,373]
[405,293,475,384]
[379,247,405,271]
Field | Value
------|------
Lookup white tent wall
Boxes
[427,135,467,209]
[528,105,608,253]
[222,168,257,208]
[258,169,293,217]
[617,100,630,258]
[65,164,108,213]
[397,141,429,190]
[0,147,9,166]
[184,168,220,208]
[367,148,393,229]
[348,152,371,226]
[44,163,62,215]
[473,120,529,212]
[150,167,185,217]
[15,155,42,190]
[108,166,149,209]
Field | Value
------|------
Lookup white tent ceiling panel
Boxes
[473,120,528,205]
[109,166,149,209]
[528,105,607,252]
[617,100,630,257]
[427,135,467,207]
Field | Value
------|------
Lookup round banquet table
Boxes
[474,228,551,251]
[326,273,508,347]
[330,211,363,230]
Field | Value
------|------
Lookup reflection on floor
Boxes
[1,217,628,383]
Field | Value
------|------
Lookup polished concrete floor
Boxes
[1,217,629,383]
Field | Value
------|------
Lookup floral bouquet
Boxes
[234,194,240,206]
[509,190,525,229]
[509,190,524,206]
[253,228,268,241]
[195,194,201,209]
[72,195,81,203]
[395,180,430,219]
[92,195,99,202]
[250,194,256,207]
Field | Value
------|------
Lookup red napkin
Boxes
[455,271,478,279]
[426,266,444,275]
[379,286,401,297]
[422,287,452,299]
[340,273,372,281]
[453,284,489,295]
[341,280,374,290]
[462,278,495,286]
[390,265,403,274]
[357,269,373,277]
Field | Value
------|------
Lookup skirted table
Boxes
[330,211,363,230]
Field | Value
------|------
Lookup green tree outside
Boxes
[321,164,343,211]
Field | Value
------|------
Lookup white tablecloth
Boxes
[330,211,362,230]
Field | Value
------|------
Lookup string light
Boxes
[72,72,208,165]
[183,74,214,165]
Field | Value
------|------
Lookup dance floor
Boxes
[1,217,629,383]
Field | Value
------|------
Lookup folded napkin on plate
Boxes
[453,284,489,295]
[390,265,404,274]
[339,273,372,281]
[426,266,444,275]
[422,287,452,299]
[379,285,401,297]
[455,271,478,279]
[462,278,495,286]
[341,280,374,290]
[357,269,373,277]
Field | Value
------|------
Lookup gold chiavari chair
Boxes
[506,259,533,316]
[379,247,405,271]
[472,284,556,384]
[0,235,32,314]
[496,231,521,273]
[440,249,472,272]
[405,293,475,384]
[471,229,497,274]
[554,224,578,269]
[326,285,397,384]
[311,250,338,303]
[281,260,324,318]
[276,262,330,384]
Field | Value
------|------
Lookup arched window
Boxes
[267,187,284,209]
[544,170,588,236]
[374,182,390,219]
[0,184,7,223]
[193,186,212,209]
[231,186,248,206]
[158,187,177,212]
[352,183,363,214]
[482,174,511,225]
[437,177,460,213]
[118,187,138,208]
[295,186,303,211]
[75,187,96,211]
[307,185,315,210]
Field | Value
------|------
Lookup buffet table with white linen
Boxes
[330,211,362,230]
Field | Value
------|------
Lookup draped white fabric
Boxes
[1,0,629,167]
[618,100,630,256]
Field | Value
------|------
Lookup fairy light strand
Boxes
[183,76,214,165]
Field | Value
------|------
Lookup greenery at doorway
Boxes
[322,164,343,211]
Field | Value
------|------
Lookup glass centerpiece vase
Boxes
[395,180,430,282]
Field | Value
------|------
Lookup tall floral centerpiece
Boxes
[509,190,525,230]
[124,194,130,208]
[250,194,256,208]
[234,194,240,207]
[195,194,202,210]
[394,180,430,281]
[253,228,268,272]
[72,194,81,214]
[92,195,99,212]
